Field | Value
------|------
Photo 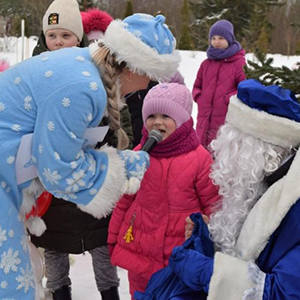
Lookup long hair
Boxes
[208,123,292,256]
[91,42,129,150]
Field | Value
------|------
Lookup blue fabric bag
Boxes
[134,213,214,300]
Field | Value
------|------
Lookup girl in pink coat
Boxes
[192,19,246,149]
[108,83,220,298]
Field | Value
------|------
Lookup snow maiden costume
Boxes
[166,79,300,300]
[0,13,180,299]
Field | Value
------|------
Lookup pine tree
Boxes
[178,0,193,50]
[189,0,283,51]
[245,49,300,101]
[124,0,134,18]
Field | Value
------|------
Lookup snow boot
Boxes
[100,286,120,300]
[52,285,72,300]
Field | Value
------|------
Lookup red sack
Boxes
[25,191,52,220]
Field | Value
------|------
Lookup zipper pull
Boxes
[123,213,136,243]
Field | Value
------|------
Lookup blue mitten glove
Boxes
[118,150,150,194]
[169,247,214,293]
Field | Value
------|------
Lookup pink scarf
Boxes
[140,118,200,158]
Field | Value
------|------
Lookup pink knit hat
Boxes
[142,83,193,128]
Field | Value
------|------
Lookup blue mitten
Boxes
[169,247,214,293]
[118,150,150,194]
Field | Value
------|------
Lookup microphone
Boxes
[141,130,163,153]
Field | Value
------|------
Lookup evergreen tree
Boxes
[178,0,193,50]
[189,0,282,51]
[245,49,300,101]
[124,0,134,18]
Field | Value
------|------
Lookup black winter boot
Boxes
[100,286,120,300]
[52,285,72,300]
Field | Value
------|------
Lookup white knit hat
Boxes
[43,0,83,41]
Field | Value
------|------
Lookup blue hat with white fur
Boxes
[101,13,181,81]
[226,79,300,148]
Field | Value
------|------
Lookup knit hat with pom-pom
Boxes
[80,8,113,41]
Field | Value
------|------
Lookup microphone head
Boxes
[148,129,163,143]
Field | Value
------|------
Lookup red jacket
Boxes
[192,49,246,148]
[108,145,219,280]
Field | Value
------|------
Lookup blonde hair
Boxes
[92,42,129,150]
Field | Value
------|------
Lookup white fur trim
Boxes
[77,145,127,218]
[20,178,44,217]
[25,216,47,236]
[208,252,256,300]
[226,95,300,148]
[236,148,300,261]
[100,20,181,81]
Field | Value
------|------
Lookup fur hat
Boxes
[43,0,83,41]
[101,13,181,81]
[209,19,235,44]
[142,83,193,128]
[80,8,113,41]
[226,79,300,148]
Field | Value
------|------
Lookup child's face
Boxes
[45,29,80,51]
[146,114,176,140]
[211,35,229,49]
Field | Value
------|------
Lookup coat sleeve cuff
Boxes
[208,252,265,300]
[77,145,127,219]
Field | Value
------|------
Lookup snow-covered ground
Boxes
[1,36,300,299]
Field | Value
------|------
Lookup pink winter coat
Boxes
[192,49,246,148]
[108,144,219,281]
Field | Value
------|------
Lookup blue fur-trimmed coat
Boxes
[0,47,135,299]
[206,149,300,300]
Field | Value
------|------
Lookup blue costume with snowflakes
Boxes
[0,46,149,299]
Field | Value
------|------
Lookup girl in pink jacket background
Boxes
[192,19,246,149]
[108,82,220,298]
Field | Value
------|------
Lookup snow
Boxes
[1,37,300,300]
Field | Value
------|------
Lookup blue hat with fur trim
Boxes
[226,79,300,148]
[101,13,181,81]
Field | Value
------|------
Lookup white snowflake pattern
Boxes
[44,70,54,78]
[8,230,14,238]
[82,71,90,77]
[47,121,55,131]
[70,132,77,139]
[41,56,49,61]
[76,150,85,160]
[89,82,98,91]
[39,144,43,154]
[20,235,29,253]
[154,33,159,41]
[88,155,96,175]
[87,113,92,122]
[11,124,21,132]
[89,188,98,195]
[62,97,71,107]
[164,38,170,46]
[0,227,7,247]
[14,77,21,85]
[0,281,8,289]
[0,102,5,112]
[0,248,21,274]
[100,163,107,171]
[75,56,85,62]
[43,168,62,185]
[6,156,15,165]
[129,161,148,180]
[132,30,142,39]
[1,181,7,188]
[54,152,61,160]
[24,96,33,111]
[16,264,35,293]
[70,161,78,169]
[66,170,86,193]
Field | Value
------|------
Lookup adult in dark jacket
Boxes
[30,3,133,300]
